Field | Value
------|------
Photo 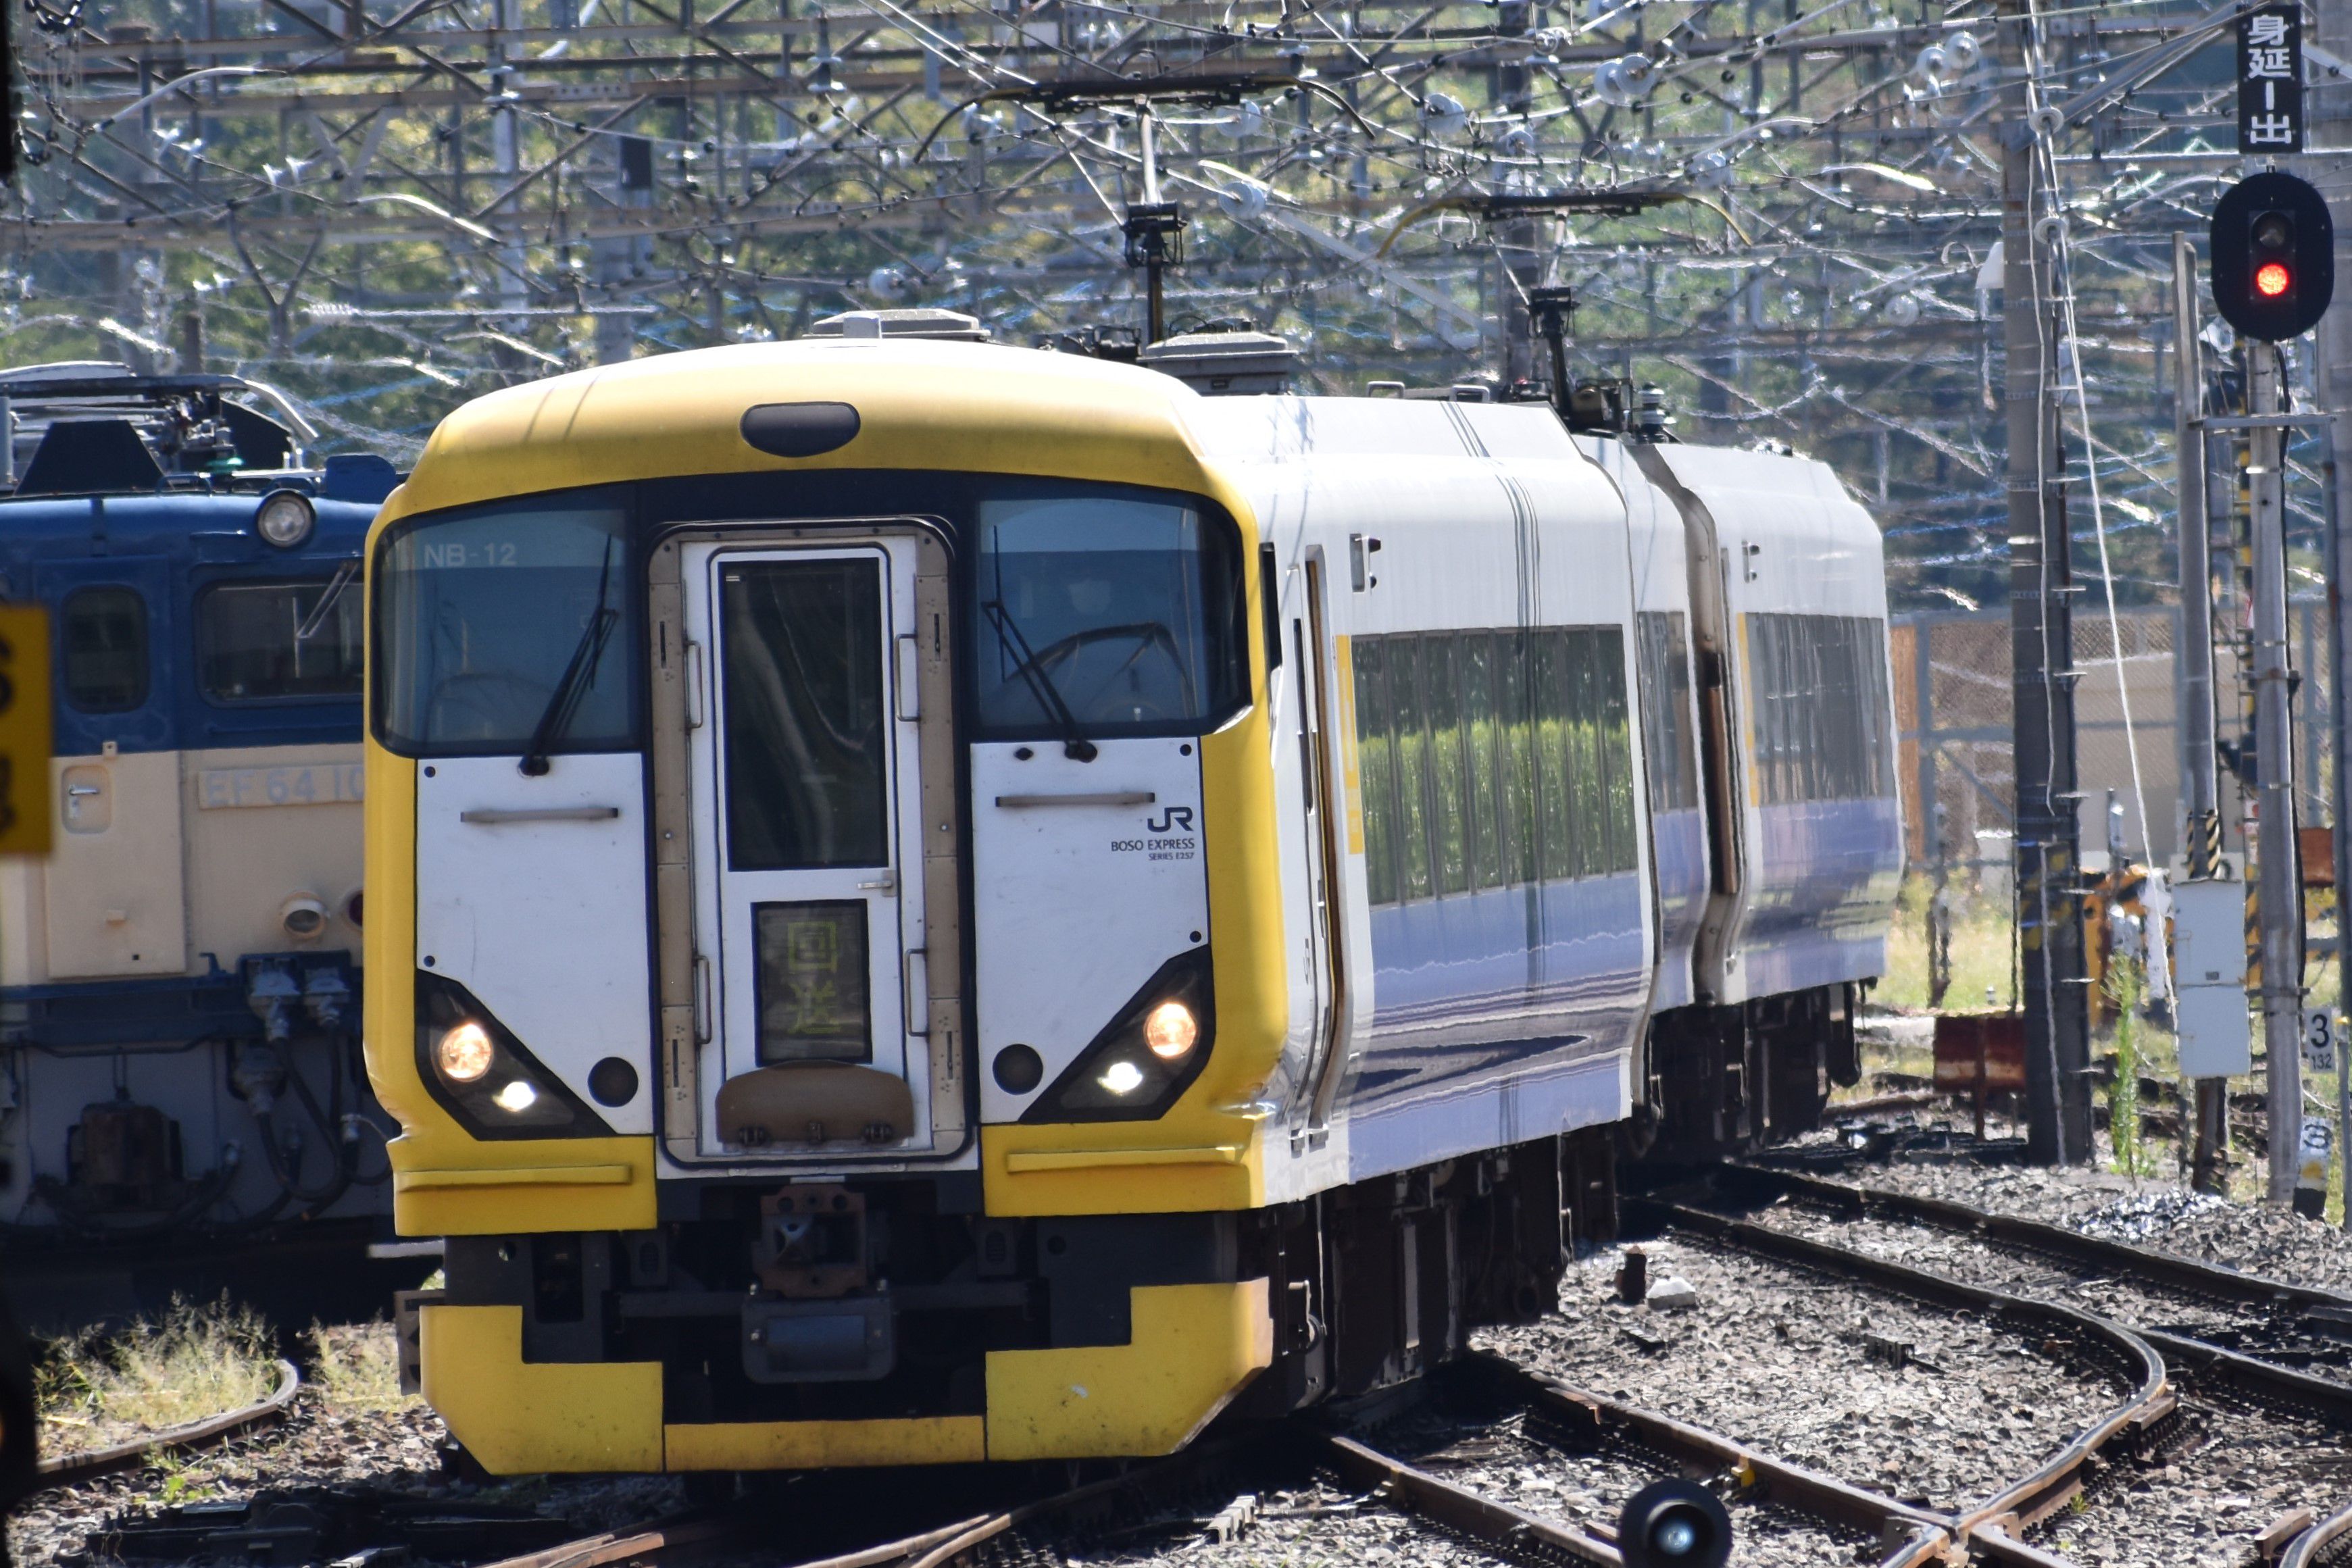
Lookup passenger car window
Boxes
[373,495,636,756]
[197,578,364,702]
[1352,626,1636,907]
[61,586,149,713]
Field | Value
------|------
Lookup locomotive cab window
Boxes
[970,486,1247,740]
[197,577,364,702]
[61,586,151,713]
[372,492,639,757]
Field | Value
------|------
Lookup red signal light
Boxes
[2257,261,2293,298]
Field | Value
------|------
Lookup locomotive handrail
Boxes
[991,791,1155,807]
[459,806,624,824]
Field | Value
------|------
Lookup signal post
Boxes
[2205,150,2334,1205]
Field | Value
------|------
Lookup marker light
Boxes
[254,490,316,549]
[1097,1060,1146,1095]
[434,1021,496,1083]
[493,1080,541,1113]
[2257,261,2293,298]
[1143,1000,1199,1060]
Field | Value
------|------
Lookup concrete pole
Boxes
[2251,344,2307,1206]
[2001,0,2092,1165]
[2176,232,2232,1192]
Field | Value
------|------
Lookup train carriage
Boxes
[366,328,1899,1474]
[0,366,403,1296]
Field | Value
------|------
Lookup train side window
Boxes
[1743,613,1894,805]
[1426,635,1470,896]
[1351,639,1398,907]
[60,586,150,713]
[1595,627,1638,873]
[1388,636,1434,903]
[1570,630,1607,879]
[1498,632,1536,886]
[1634,612,1700,813]
[1463,634,1505,890]
[197,578,365,702]
[1532,632,1577,882]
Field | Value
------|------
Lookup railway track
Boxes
[43,1168,2347,1568]
[1644,1173,2352,1566]
[30,1359,303,1491]
[301,1357,2114,1568]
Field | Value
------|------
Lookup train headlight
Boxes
[1022,949,1216,1123]
[415,972,615,1140]
[254,489,316,549]
[434,1021,496,1083]
[1143,1001,1198,1060]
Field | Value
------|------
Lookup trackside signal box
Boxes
[2174,876,2253,1078]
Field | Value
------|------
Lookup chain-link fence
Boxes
[1893,600,2335,888]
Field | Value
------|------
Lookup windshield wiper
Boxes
[295,559,359,642]
[981,598,1097,762]
[519,540,620,777]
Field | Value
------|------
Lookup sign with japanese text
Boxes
[0,605,51,857]
[2241,5,2303,154]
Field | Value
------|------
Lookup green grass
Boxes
[35,1298,278,1458]
[304,1321,418,1415]
[1878,871,2017,1013]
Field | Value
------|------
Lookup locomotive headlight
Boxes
[416,972,611,1139]
[1024,949,1216,1123]
[434,1021,496,1083]
[1143,1001,1198,1060]
[255,489,316,549]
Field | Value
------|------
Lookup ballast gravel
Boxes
[1819,1120,2352,1294]
[1479,1237,2133,1515]
[5,1394,682,1568]
[2031,1388,2352,1568]
[1747,1200,2281,1357]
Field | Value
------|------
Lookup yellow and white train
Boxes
[367,323,1901,1473]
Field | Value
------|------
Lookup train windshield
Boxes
[372,493,637,757]
[969,488,1247,740]
[198,578,365,702]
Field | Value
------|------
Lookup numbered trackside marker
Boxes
[2305,1007,2340,1076]
[0,605,53,857]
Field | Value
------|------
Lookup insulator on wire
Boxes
[1593,54,1657,109]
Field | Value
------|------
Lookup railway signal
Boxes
[1618,1479,1733,1568]
[2210,172,2335,342]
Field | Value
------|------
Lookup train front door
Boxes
[678,528,961,1162]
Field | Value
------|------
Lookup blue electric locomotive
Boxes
[0,363,405,1310]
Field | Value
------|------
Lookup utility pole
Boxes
[2001,0,2093,1164]
[2251,343,2307,1207]
[2176,232,2232,1192]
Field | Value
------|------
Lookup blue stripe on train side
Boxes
[1345,871,1645,1179]
[1741,793,1903,996]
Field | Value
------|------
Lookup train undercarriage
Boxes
[1636,982,1865,1163]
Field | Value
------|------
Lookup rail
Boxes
[33,1358,301,1490]
[1631,1196,2178,1552]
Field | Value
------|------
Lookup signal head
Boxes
[2210,173,2334,341]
